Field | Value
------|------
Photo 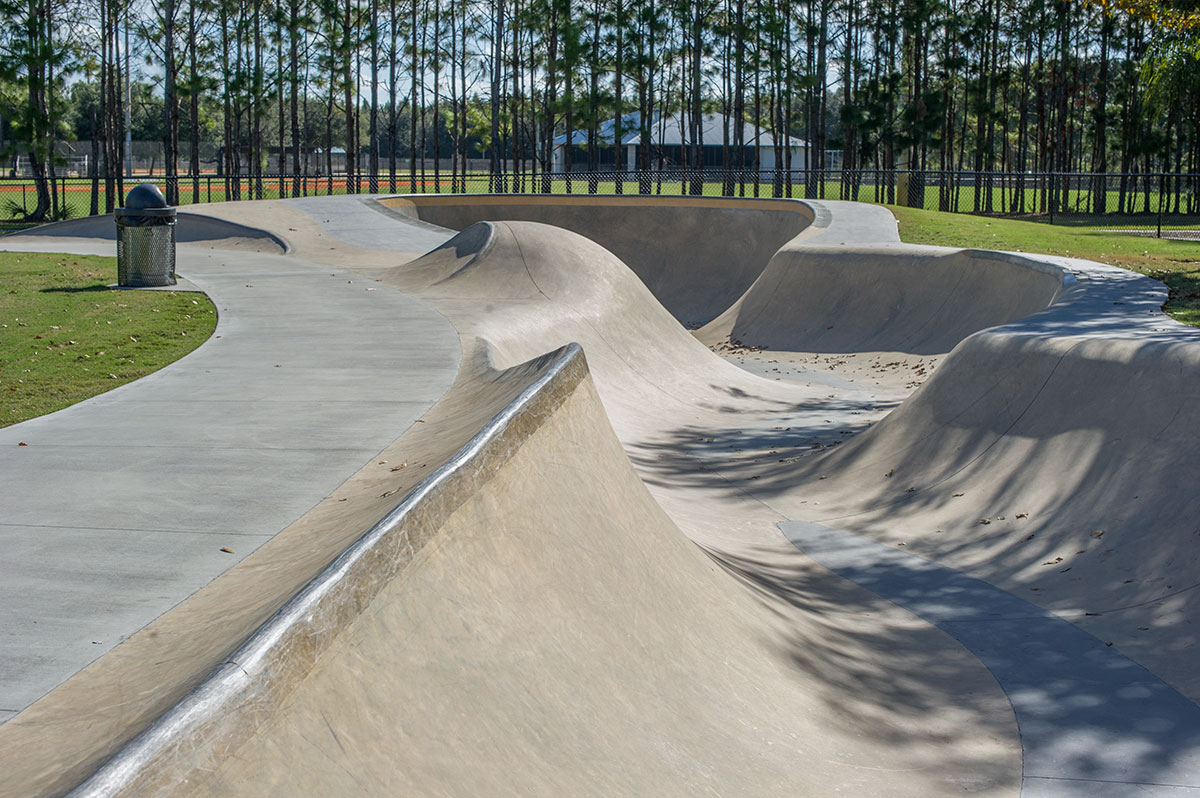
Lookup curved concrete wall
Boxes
[8,212,287,252]
[380,194,813,326]
[703,245,1067,355]
[782,257,1200,700]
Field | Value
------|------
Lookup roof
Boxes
[553,112,807,149]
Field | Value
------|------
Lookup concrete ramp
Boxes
[776,257,1200,705]
[701,245,1067,355]
[380,194,812,326]
[67,342,1015,798]
[56,218,1019,798]
[391,219,808,420]
[8,211,287,253]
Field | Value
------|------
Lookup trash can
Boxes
[115,183,177,287]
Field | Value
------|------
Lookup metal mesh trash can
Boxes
[115,184,177,287]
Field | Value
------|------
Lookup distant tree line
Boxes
[0,0,1197,220]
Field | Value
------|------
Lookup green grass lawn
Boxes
[886,205,1200,328]
[0,251,217,427]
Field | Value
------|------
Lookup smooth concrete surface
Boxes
[783,520,1200,796]
[699,246,1065,354]
[286,194,450,254]
[0,198,459,720]
[381,193,814,326]
[9,210,288,252]
[799,198,903,245]
[3,193,1199,797]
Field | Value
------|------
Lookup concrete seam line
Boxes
[68,343,589,798]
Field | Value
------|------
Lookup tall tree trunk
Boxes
[290,0,302,193]
[387,0,397,191]
[613,0,624,191]
[411,0,419,191]
[490,0,503,187]
[1091,10,1110,215]
[252,0,263,197]
[369,0,379,190]
[163,0,179,203]
[343,0,356,193]
[432,0,440,191]
[188,0,200,199]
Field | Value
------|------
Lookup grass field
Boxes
[4,172,1197,231]
[0,251,218,427]
[887,205,1200,327]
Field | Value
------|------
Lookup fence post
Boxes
[1157,173,1165,239]
[1049,173,1055,225]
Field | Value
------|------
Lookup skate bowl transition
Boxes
[2,193,1199,797]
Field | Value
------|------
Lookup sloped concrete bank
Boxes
[380,193,814,326]
[699,245,1068,355]
[67,345,589,797]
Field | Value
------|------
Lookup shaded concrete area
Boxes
[2,194,1197,797]
[783,520,1200,796]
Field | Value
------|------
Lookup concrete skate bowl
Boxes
[9,197,1200,797]
[379,193,814,326]
[10,212,1042,798]
[40,341,1009,798]
[15,344,796,797]
[6,211,287,253]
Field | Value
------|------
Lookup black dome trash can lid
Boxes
[116,183,175,225]
[124,183,170,210]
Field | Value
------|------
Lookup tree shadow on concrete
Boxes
[696,538,1020,792]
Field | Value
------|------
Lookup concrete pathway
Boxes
[802,199,902,245]
[0,199,458,722]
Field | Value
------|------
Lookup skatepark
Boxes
[2,193,1198,796]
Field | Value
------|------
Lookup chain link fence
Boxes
[3,169,1198,239]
